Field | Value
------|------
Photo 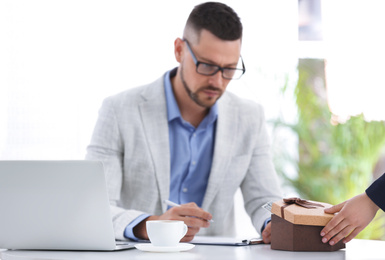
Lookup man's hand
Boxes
[133,202,212,242]
[320,193,379,245]
[262,222,272,244]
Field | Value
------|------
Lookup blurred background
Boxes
[1,0,384,240]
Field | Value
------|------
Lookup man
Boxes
[86,2,282,243]
[321,173,385,245]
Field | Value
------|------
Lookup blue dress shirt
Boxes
[124,69,217,240]
[165,69,218,207]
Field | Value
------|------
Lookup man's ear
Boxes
[174,38,184,63]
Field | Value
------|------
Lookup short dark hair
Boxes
[185,2,242,41]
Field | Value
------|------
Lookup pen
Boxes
[164,199,180,207]
[163,199,214,223]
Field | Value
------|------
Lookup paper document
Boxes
[190,236,263,246]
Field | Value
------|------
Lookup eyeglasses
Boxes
[183,39,246,80]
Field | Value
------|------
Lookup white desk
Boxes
[0,239,383,260]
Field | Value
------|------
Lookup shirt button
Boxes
[192,161,196,165]
[193,133,196,137]
[183,188,188,192]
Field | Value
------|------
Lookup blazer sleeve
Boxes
[366,173,385,212]
[85,96,146,240]
[239,103,283,232]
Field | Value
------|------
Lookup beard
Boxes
[180,64,223,108]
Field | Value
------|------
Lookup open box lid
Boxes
[271,198,335,226]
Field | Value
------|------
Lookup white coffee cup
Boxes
[146,220,188,247]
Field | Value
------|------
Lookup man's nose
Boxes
[208,70,224,87]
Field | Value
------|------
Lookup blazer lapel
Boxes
[202,94,238,210]
[138,77,170,213]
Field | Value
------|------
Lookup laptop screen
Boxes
[0,160,118,250]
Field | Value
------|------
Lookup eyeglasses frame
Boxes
[183,39,246,80]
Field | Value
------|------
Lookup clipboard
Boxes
[190,236,264,246]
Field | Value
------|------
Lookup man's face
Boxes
[180,30,242,108]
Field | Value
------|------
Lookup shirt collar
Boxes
[164,68,218,127]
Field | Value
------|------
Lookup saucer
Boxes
[135,243,195,252]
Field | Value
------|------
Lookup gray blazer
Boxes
[86,72,282,240]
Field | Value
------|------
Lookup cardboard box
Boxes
[271,198,345,251]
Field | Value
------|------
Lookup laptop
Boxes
[0,160,135,251]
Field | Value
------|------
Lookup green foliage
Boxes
[275,59,385,240]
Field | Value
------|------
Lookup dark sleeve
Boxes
[365,173,385,212]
